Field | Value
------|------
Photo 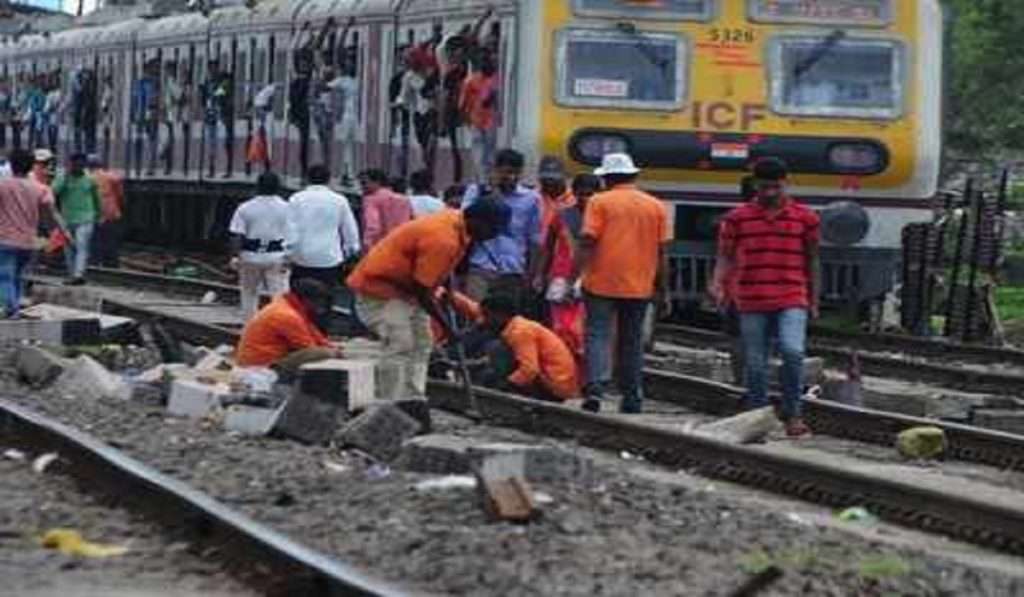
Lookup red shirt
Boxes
[718,197,819,313]
[362,188,413,249]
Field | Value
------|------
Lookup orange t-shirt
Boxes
[459,73,498,130]
[502,316,579,401]
[235,294,330,367]
[430,288,484,345]
[347,209,471,301]
[93,169,125,223]
[581,184,669,299]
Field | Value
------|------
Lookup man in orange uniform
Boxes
[572,153,671,414]
[235,278,340,375]
[346,201,510,401]
[87,154,124,267]
[479,294,579,402]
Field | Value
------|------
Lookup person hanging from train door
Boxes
[25,73,45,152]
[202,58,236,179]
[711,158,821,439]
[312,64,336,171]
[99,70,114,167]
[70,66,98,156]
[289,19,335,182]
[572,153,671,415]
[250,80,277,172]
[10,73,28,150]
[0,75,11,151]
[43,69,62,155]
[400,44,440,177]
[459,53,499,184]
[330,17,360,187]
[131,59,160,177]
[161,60,186,176]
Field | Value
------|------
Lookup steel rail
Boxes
[427,381,1024,556]
[657,323,1024,395]
[0,399,405,597]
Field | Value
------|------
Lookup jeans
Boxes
[584,293,650,413]
[740,308,808,420]
[470,126,497,184]
[64,222,95,279]
[0,245,33,316]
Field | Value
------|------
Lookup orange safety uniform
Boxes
[501,316,580,401]
[347,209,471,300]
[581,184,669,299]
[236,293,330,367]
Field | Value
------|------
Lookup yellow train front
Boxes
[523,0,943,305]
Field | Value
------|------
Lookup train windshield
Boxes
[750,0,891,26]
[768,37,903,119]
[573,0,713,21]
[556,29,685,110]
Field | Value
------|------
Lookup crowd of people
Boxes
[229,150,820,437]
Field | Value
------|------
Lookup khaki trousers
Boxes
[239,260,289,321]
[356,294,433,400]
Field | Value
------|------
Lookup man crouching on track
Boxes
[712,158,820,438]
[235,278,342,378]
[478,293,580,402]
[346,200,511,403]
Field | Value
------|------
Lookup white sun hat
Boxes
[594,152,640,176]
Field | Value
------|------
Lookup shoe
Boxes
[785,418,811,438]
[581,398,601,413]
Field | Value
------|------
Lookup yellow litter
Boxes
[40,529,128,558]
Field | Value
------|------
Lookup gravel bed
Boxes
[0,450,254,597]
[3,344,1024,596]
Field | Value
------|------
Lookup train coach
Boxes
[0,0,943,307]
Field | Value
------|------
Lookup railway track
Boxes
[657,323,1024,395]
[0,399,403,597]
[32,270,1024,559]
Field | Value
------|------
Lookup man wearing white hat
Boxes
[572,153,671,414]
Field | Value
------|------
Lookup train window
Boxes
[573,0,713,21]
[768,36,904,120]
[555,29,686,111]
[749,0,891,27]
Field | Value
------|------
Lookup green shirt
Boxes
[53,174,101,226]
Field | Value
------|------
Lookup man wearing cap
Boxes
[30,149,54,189]
[537,156,575,237]
[712,158,820,438]
[572,153,670,414]
[87,154,124,267]
[347,201,510,401]
[52,152,101,285]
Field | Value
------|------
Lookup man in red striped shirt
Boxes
[711,158,820,438]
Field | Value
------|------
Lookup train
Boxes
[0,0,943,306]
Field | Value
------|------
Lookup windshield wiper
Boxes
[794,29,846,79]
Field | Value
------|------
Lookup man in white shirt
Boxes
[407,169,443,218]
[229,172,292,320]
[287,164,361,292]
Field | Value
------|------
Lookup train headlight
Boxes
[821,201,870,247]
[828,142,884,173]
[572,133,630,165]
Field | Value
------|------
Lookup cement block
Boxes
[695,407,781,444]
[298,359,376,412]
[837,374,999,420]
[14,345,67,387]
[654,345,823,388]
[54,355,131,401]
[225,402,287,435]
[167,378,229,418]
[272,389,345,445]
[972,410,1024,436]
[0,319,100,345]
[395,434,475,474]
[466,443,594,485]
[391,398,432,434]
[339,404,421,462]
[19,303,134,341]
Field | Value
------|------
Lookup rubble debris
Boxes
[972,409,1024,436]
[897,426,947,459]
[224,398,287,435]
[30,285,103,312]
[395,434,476,475]
[653,344,824,388]
[54,355,131,401]
[296,359,377,412]
[167,378,230,419]
[0,318,100,345]
[19,303,135,342]
[472,449,537,523]
[413,475,477,492]
[14,344,67,387]
[694,407,782,444]
[192,348,233,372]
[139,322,184,364]
[391,398,432,434]
[338,404,421,461]
[32,452,58,474]
[467,443,594,485]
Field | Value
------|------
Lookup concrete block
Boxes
[972,410,1024,436]
[471,451,537,522]
[0,318,100,345]
[339,404,421,462]
[834,374,999,420]
[695,407,782,444]
[298,359,376,412]
[29,286,103,312]
[19,303,134,341]
[14,345,67,387]
[167,378,230,418]
[54,355,131,401]
[391,398,432,434]
[395,434,475,475]
[273,390,345,445]
[225,402,287,435]
[466,443,594,485]
[654,345,823,388]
